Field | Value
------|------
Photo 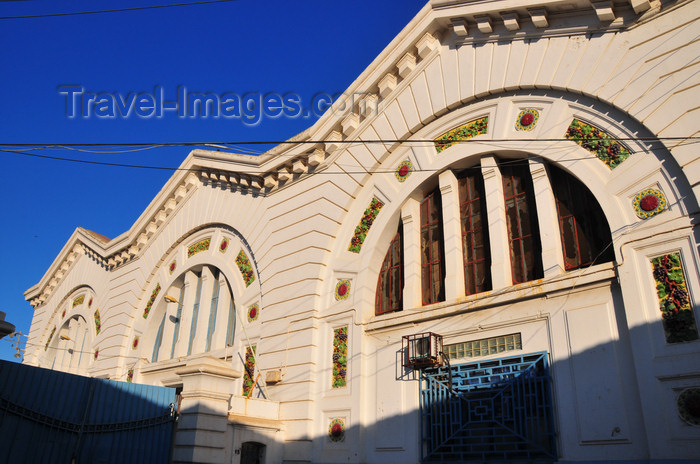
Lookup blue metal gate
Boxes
[420,352,557,462]
[0,360,176,463]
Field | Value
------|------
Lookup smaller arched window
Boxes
[150,265,236,363]
[549,165,614,270]
[376,224,403,315]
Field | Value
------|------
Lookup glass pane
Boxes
[517,196,532,236]
[505,198,519,238]
[464,231,474,261]
[511,239,524,283]
[466,263,476,295]
[430,224,441,262]
[421,229,430,264]
[422,266,431,304]
[431,263,441,301]
[475,261,488,292]
[522,236,537,281]
[511,168,524,193]
[561,216,578,267]
[503,174,514,197]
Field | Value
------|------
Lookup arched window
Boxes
[421,190,445,305]
[500,162,543,284]
[550,165,614,270]
[151,265,234,362]
[374,157,615,313]
[458,170,491,295]
[376,224,403,315]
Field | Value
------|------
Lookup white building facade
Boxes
[24,0,700,462]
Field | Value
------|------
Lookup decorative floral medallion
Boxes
[247,303,259,322]
[348,197,384,253]
[515,109,539,131]
[651,253,698,343]
[678,388,700,426]
[132,336,140,350]
[219,238,229,253]
[142,283,161,319]
[328,418,346,442]
[332,326,348,388]
[633,188,666,219]
[94,309,101,335]
[45,327,56,351]
[94,348,99,360]
[127,369,134,383]
[236,250,255,287]
[394,160,413,182]
[62,309,66,318]
[434,116,489,153]
[565,119,630,169]
[242,345,256,396]
[88,298,93,308]
[335,280,351,301]
[73,295,85,307]
[169,260,177,274]
[187,238,211,258]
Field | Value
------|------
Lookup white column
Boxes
[157,283,180,362]
[439,170,466,300]
[174,357,241,464]
[211,276,231,350]
[67,318,80,372]
[191,266,215,355]
[529,158,565,278]
[481,156,512,289]
[174,270,198,358]
[401,198,422,309]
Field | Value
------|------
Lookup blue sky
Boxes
[0,0,426,361]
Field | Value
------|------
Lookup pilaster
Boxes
[481,156,512,289]
[439,170,465,300]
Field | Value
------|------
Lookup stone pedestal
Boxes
[173,357,241,464]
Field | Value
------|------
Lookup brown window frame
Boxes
[458,170,491,295]
[550,165,614,270]
[375,225,403,315]
[501,162,543,284]
[420,190,445,305]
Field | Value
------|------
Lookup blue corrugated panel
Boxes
[0,360,176,463]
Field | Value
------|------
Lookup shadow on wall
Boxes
[3,312,700,464]
[189,307,700,464]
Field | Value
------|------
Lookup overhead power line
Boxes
[0,0,240,20]
[1,136,697,147]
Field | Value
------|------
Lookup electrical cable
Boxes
[0,0,241,20]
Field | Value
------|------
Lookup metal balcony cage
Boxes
[402,332,443,369]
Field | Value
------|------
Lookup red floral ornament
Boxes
[132,336,139,350]
[335,280,351,301]
[633,189,666,219]
[515,109,539,131]
[169,261,177,274]
[220,238,229,253]
[247,303,259,322]
[328,418,345,442]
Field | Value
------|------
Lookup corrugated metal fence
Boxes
[0,360,176,463]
